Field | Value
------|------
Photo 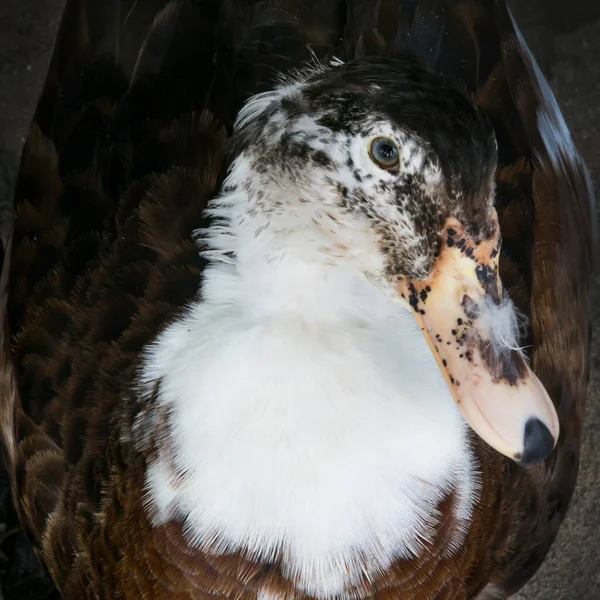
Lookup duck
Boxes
[0,0,595,598]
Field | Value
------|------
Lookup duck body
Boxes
[0,0,595,599]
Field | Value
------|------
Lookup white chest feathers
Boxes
[135,267,478,597]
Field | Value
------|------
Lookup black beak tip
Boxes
[519,418,556,466]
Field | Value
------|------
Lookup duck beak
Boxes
[397,216,559,465]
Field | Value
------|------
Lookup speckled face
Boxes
[229,56,498,281]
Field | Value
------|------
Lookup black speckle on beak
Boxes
[475,264,500,304]
[407,283,420,312]
[479,342,527,386]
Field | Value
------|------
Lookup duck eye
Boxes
[369,137,400,172]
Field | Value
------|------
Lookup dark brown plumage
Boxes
[0,0,595,598]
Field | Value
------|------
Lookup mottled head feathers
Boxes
[225,57,498,280]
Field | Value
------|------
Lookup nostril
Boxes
[520,418,555,466]
[461,294,480,319]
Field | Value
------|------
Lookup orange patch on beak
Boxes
[397,216,559,465]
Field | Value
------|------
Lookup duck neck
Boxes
[199,179,388,327]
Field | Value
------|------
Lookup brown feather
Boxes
[1,0,595,598]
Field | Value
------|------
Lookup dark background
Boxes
[0,1,599,598]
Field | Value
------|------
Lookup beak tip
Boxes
[518,417,557,466]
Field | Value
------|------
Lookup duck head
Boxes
[209,56,558,465]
